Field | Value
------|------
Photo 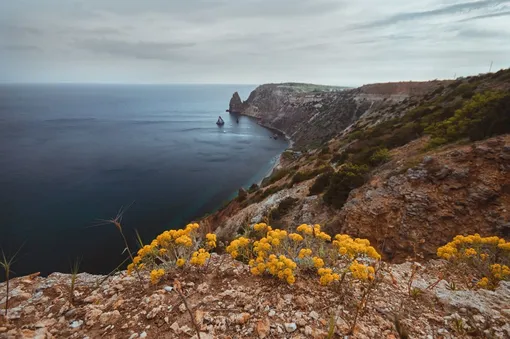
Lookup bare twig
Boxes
[174,279,201,339]
[97,205,145,290]
[1,245,23,317]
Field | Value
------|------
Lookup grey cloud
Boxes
[0,0,509,84]
[355,0,510,29]
[1,44,41,52]
[87,0,344,19]
[74,38,196,60]
[456,28,510,38]
[458,9,510,21]
[0,24,42,36]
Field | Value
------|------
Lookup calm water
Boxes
[0,84,287,277]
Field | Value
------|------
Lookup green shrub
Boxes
[425,91,510,147]
[309,171,333,196]
[347,130,363,141]
[369,148,390,166]
[323,163,369,209]
[291,166,333,185]
[320,146,330,155]
[281,151,295,161]
[331,152,348,164]
[262,168,290,187]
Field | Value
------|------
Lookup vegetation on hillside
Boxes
[438,234,510,290]
[306,69,510,209]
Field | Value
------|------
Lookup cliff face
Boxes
[235,82,447,148]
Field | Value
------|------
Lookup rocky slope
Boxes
[205,136,510,262]
[2,254,510,338]
[207,69,510,262]
[231,81,448,148]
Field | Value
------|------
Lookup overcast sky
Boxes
[0,0,509,85]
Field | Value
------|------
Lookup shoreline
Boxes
[253,119,292,184]
[244,114,293,183]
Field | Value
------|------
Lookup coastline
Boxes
[236,113,294,185]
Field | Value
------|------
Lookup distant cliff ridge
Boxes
[230,81,448,148]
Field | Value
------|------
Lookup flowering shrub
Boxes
[226,223,380,286]
[437,234,510,289]
[127,223,216,284]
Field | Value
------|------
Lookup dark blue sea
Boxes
[0,84,288,277]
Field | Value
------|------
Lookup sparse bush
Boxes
[262,168,291,187]
[320,146,330,155]
[331,151,348,164]
[226,223,380,286]
[127,223,217,284]
[281,150,295,161]
[425,91,510,147]
[309,171,333,196]
[347,130,363,141]
[369,148,390,166]
[323,163,369,209]
[437,233,510,290]
[291,166,333,185]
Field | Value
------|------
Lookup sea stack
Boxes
[228,92,244,113]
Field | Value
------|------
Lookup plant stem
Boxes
[4,269,9,316]
[174,280,201,339]
[119,228,145,290]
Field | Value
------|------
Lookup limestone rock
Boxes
[229,92,244,113]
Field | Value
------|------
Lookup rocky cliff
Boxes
[205,69,510,261]
[234,81,448,148]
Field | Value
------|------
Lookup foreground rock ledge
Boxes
[1,254,509,338]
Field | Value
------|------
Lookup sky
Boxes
[0,0,509,86]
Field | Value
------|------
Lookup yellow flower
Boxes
[498,242,510,251]
[289,233,303,242]
[175,235,193,247]
[312,256,324,268]
[464,248,477,257]
[127,263,134,275]
[190,249,210,266]
[298,248,312,259]
[150,269,165,284]
[349,261,375,281]
[491,264,510,280]
[286,275,296,284]
[205,233,217,248]
[176,258,186,267]
[477,277,490,289]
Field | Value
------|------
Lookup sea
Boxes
[0,84,288,278]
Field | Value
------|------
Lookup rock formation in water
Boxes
[228,91,244,113]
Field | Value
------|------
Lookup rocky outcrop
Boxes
[228,92,244,113]
[233,81,446,148]
[207,135,510,262]
[337,136,510,261]
[3,255,510,338]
